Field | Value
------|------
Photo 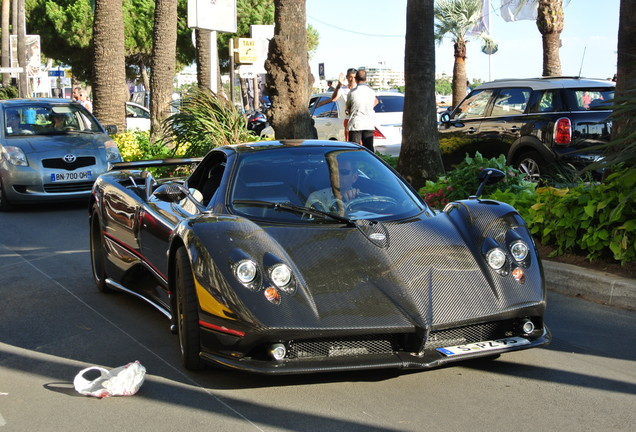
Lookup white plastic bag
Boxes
[73,361,146,398]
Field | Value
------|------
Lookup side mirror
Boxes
[471,168,505,199]
[152,183,187,203]
[439,111,451,123]
[105,124,118,135]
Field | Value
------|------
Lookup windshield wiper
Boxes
[232,199,353,225]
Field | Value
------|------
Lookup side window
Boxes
[529,90,558,113]
[491,88,530,116]
[453,90,493,120]
[312,98,338,118]
[573,88,614,111]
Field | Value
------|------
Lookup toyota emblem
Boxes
[63,154,77,163]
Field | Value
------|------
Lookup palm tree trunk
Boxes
[16,0,26,97]
[92,0,127,130]
[196,29,211,90]
[149,0,178,142]
[1,0,10,87]
[452,39,467,108]
[264,0,316,139]
[612,0,635,140]
[398,0,444,188]
[536,0,563,76]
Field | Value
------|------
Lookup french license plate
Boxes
[436,337,530,356]
[51,171,92,182]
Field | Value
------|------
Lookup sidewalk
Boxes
[544,260,636,311]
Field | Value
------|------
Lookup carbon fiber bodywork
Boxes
[89,140,550,374]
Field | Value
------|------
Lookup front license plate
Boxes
[51,171,92,182]
[436,337,530,356]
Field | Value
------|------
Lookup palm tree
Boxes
[398,0,444,188]
[149,0,178,142]
[536,0,564,76]
[434,0,485,107]
[92,0,127,131]
[264,0,315,139]
[2,0,10,87]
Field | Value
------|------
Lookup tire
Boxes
[89,208,112,293]
[174,246,203,370]
[0,178,12,211]
[515,151,545,182]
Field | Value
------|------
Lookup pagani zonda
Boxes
[89,140,550,374]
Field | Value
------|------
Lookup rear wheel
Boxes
[174,246,203,370]
[90,208,112,293]
[515,151,545,182]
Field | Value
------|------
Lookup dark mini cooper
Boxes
[0,98,122,210]
[90,140,550,374]
[439,77,614,180]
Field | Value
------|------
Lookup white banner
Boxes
[500,0,538,22]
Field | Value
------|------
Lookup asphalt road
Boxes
[1,202,635,432]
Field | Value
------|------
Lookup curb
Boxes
[543,260,636,311]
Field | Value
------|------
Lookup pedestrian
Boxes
[79,90,92,112]
[316,68,357,141]
[72,87,81,101]
[326,80,335,92]
[345,69,378,152]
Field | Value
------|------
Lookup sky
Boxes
[305,0,620,83]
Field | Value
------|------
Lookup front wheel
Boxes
[174,246,203,370]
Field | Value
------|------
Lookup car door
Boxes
[310,96,345,141]
[475,87,531,162]
[438,89,494,169]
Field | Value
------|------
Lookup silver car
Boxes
[0,98,122,210]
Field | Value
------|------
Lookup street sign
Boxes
[238,65,255,79]
[0,67,23,73]
[319,63,325,80]
[48,70,65,77]
[235,38,258,64]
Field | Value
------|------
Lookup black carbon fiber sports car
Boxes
[89,140,551,374]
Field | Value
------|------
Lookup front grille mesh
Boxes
[43,181,94,193]
[288,336,395,359]
[42,156,96,170]
[424,321,515,350]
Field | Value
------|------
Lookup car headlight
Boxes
[270,264,292,290]
[509,240,529,261]
[486,247,507,270]
[104,140,122,162]
[3,145,28,166]
[235,260,257,284]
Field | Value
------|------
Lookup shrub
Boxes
[418,152,534,209]
[0,85,18,100]
[529,168,636,264]
[161,86,259,157]
[113,130,187,161]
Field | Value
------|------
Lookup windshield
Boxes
[4,103,102,136]
[230,147,427,223]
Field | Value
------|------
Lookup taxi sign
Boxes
[235,38,258,64]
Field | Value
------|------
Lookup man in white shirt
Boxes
[316,68,357,141]
[345,70,377,152]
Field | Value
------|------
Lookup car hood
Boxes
[6,133,110,154]
[186,204,544,332]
